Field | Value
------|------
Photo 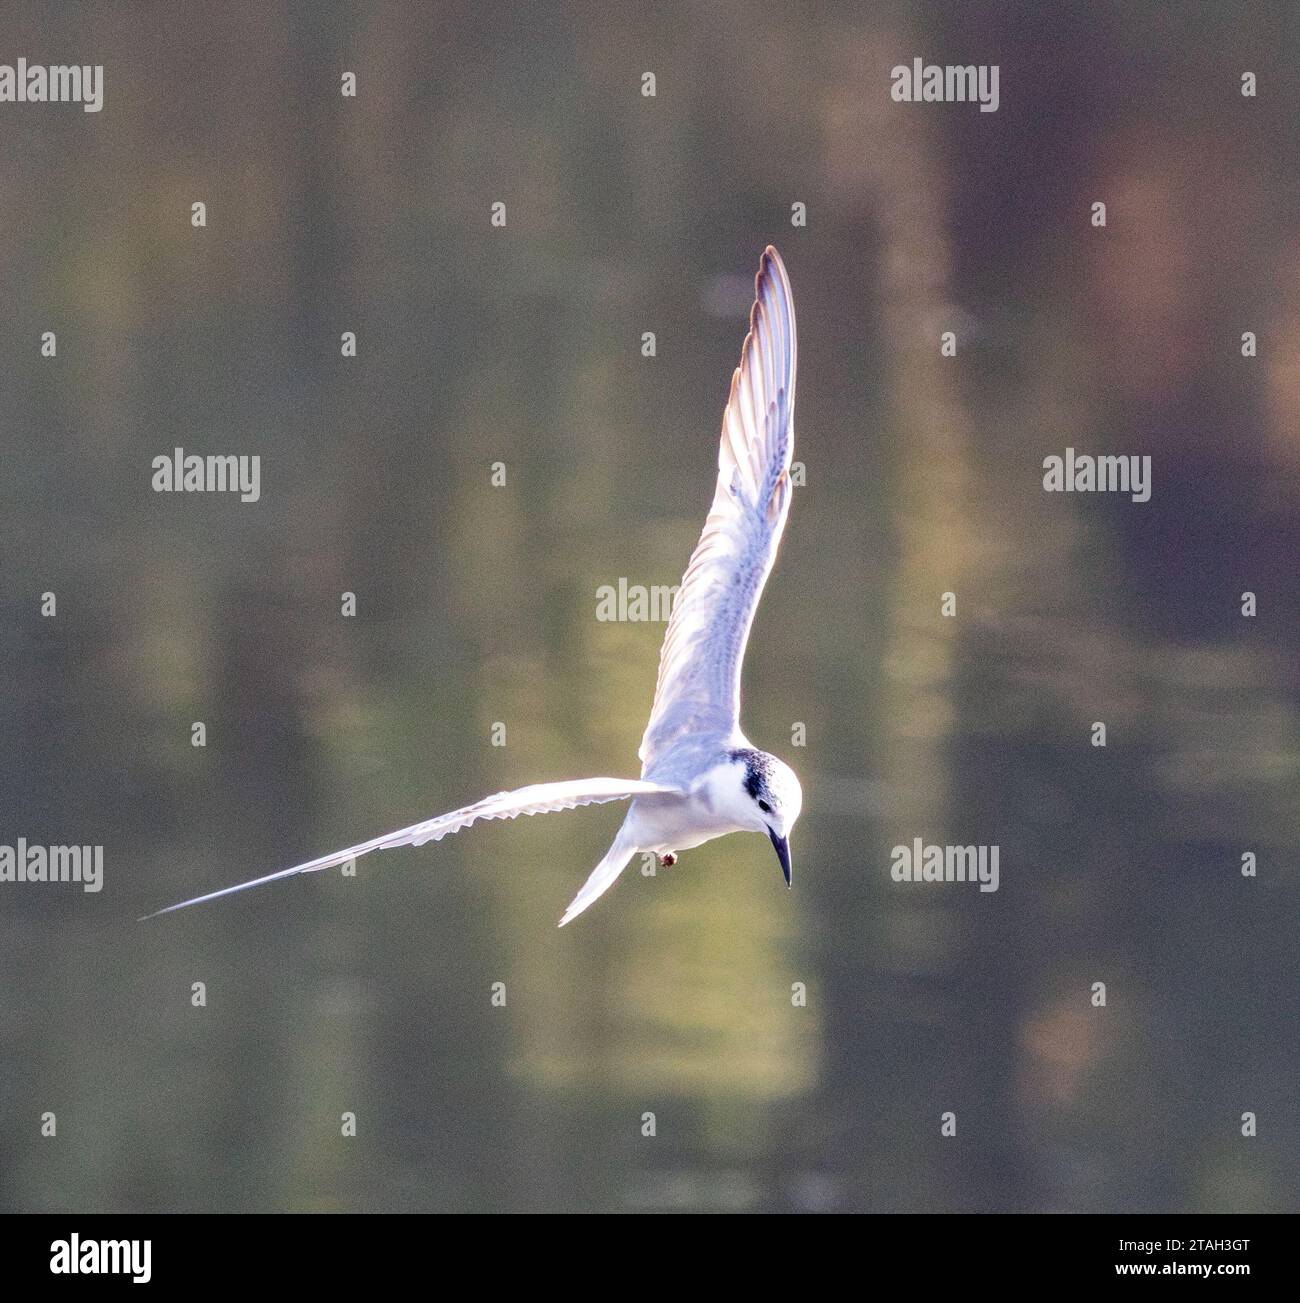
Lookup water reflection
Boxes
[0,1,1296,1214]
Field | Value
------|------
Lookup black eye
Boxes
[758,800,772,814]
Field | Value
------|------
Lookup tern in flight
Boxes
[144,245,802,926]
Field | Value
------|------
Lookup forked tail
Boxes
[558,827,639,927]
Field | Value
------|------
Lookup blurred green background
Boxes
[1,1,1297,1213]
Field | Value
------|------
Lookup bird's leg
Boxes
[657,851,677,868]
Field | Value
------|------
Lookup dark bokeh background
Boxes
[1,1,1297,1212]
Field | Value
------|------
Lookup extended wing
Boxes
[639,245,797,769]
[141,777,679,919]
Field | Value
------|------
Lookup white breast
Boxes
[625,763,751,853]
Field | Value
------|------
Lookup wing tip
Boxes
[138,899,195,921]
[758,245,791,296]
[723,245,795,459]
[749,247,794,356]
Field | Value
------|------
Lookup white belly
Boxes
[624,790,742,854]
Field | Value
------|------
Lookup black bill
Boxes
[768,829,792,887]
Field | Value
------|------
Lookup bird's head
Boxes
[726,748,803,886]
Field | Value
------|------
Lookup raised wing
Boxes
[639,245,797,768]
[140,777,679,919]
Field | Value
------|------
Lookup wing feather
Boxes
[639,246,797,769]
[140,777,678,919]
